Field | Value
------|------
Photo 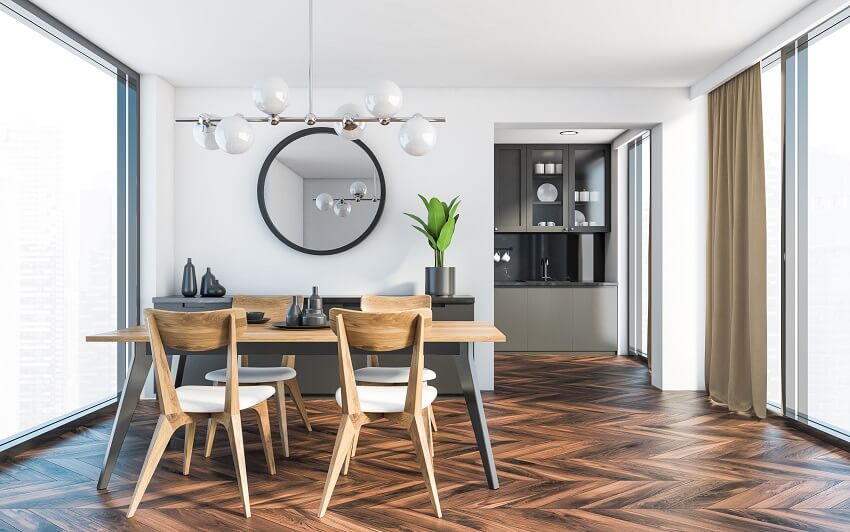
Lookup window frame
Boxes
[0,0,140,453]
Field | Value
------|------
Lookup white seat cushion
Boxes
[353,366,437,384]
[205,366,297,384]
[176,385,275,413]
[335,385,437,413]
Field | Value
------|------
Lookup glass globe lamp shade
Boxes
[333,200,352,218]
[349,181,367,199]
[333,104,367,140]
[252,77,289,115]
[365,80,403,121]
[192,123,218,150]
[214,115,254,154]
[398,113,436,156]
[315,193,334,211]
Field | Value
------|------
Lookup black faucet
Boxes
[541,257,551,281]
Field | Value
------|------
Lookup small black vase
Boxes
[200,268,215,297]
[181,258,197,297]
[286,296,302,326]
[207,279,226,297]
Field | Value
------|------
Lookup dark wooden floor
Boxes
[3,355,850,531]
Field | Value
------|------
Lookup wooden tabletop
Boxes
[86,321,506,344]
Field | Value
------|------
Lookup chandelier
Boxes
[179,0,445,156]
[315,179,380,218]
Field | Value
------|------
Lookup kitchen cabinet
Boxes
[494,144,526,232]
[526,288,574,351]
[494,287,528,351]
[570,286,617,351]
[494,286,616,352]
[494,143,611,233]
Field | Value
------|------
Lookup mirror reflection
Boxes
[259,129,385,254]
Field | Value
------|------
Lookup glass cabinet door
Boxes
[527,146,566,231]
[570,146,609,232]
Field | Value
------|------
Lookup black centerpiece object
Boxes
[199,267,226,297]
[181,258,197,297]
[301,286,326,326]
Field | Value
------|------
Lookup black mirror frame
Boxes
[257,127,386,255]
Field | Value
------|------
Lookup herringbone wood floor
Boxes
[2,354,850,531]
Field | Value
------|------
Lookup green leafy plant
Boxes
[404,195,460,267]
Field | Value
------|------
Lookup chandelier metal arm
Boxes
[176,116,446,125]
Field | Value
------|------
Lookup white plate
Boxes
[574,210,586,224]
[536,183,558,202]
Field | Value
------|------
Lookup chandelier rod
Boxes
[176,116,446,124]
[307,0,314,117]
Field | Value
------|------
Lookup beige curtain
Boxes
[705,64,767,419]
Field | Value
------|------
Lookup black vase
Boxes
[200,267,216,297]
[286,296,302,326]
[181,258,197,297]
[207,279,226,297]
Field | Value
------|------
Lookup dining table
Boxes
[86,320,506,491]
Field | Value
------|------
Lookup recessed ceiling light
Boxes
[560,130,578,136]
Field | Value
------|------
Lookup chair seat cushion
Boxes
[205,366,297,384]
[335,385,437,413]
[353,366,437,384]
[176,385,275,413]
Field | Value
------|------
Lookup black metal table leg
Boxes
[454,342,499,489]
[97,342,151,490]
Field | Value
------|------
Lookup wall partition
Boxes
[0,0,139,451]
[763,7,850,439]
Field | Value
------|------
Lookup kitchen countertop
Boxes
[494,281,617,287]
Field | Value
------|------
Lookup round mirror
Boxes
[258,128,385,255]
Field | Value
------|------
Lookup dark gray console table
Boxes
[152,295,475,395]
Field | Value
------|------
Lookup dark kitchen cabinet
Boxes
[494,144,526,232]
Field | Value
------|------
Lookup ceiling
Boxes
[494,128,626,144]
[33,0,813,88]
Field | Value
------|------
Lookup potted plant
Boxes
[405,194,460,296]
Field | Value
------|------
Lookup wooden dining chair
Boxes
[319,308,441,518]
[354,295,437,457]
[128,308,276,518]
[204,295,312,460]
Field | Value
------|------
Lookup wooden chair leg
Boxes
[223,414,252,518]
[127,415,180,517]
[274,382,290,458]
[285,379,312,431]
[253,401,276,475]
[409,415,442,518]
[183,421,196,475]
[350,425,361,458]
[204,382,221,458]
[318,416,357,517]
[422,408,434,458]
[428,404,437,432]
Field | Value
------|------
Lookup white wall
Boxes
[265,160,304,246]
[157,86,707,391]
[140,74,175,398]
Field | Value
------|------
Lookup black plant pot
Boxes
[425,266,455,296]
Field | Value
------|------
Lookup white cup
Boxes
[501,251,511,263]
[494,252,501,263]
[544,163,555,174]
[534,163,545,174]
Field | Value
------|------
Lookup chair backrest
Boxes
[232,295,300,323]
[144,308,246,416]
[329,308,430,414]
[361,295,432,313]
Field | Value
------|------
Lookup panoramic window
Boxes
[0,5,138,448]
[767,8,850,437]
[628,133,650,358]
